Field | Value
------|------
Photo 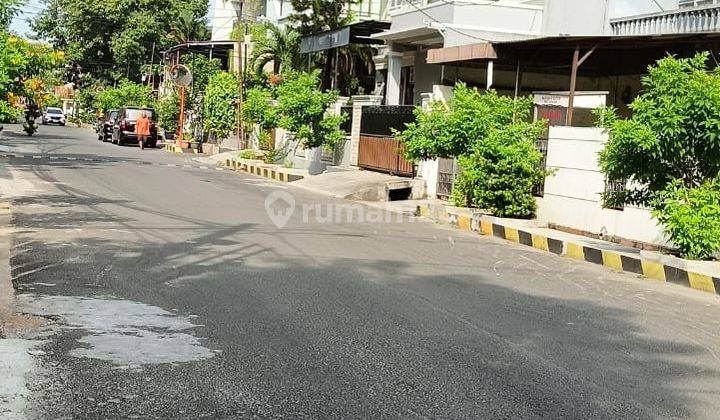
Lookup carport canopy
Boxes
[426,33,720,76]
[425,33,720,124]
[300,20,391,54]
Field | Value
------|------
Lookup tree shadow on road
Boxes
[9,221,720,418]
[5,142,720,417]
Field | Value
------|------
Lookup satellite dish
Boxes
[169,64,193,87]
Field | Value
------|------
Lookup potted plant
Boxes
[180,132,192,149]
[190,137,202,152]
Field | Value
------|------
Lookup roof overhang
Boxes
[426,33,720,75]
[300,20,391,54]
[370,25,444,47]
[427,43,497,64]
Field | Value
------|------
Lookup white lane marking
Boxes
[13,263,61,280]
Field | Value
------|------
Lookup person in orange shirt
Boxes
[136,111,151,150]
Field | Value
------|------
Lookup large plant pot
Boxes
[180,141,190,149]
[190,142,202,152]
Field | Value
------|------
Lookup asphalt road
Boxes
[2,124,720,419]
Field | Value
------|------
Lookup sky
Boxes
[9,0,681,38]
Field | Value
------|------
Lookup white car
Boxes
[42,107,66,126]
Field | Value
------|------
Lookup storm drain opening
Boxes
[388,187,412,201]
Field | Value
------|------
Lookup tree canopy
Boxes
[598,52,720,259]
[598,52,720,206]
[250,23,301,75]
[287,0,361,35]
[398,83,547,218]
[0,32,65,121]
[0,0,22,30]
[32,0,209,83]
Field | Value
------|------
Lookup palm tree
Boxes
[168,9,211,44]
[250,24,301,75]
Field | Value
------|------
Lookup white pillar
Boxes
[386,44,403,106]
[486,60,494,90]
[349,95,384,167]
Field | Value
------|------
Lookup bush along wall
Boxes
[597,53,720,260]
[203,71,240,141]
[243,70,346,154]
[397,83,547,219]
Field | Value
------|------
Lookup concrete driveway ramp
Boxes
[294,169,426,202]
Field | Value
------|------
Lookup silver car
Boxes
[42,107,66,126]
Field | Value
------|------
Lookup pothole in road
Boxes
[17,294,215,367]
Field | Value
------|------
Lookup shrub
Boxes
[184,53,222,110]
[598,53,720,206]
[204,72,239,140]
[157,90,180,135]
[275,70,345,149]
[452,123,546,218]
[244,86,278,130]
[651,180,720,260]
[238,149,256,159]
[597,52,720,258]
[398,83,547,218]
[0,100,20,123]
[94,80,154,113]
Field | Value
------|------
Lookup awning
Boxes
[370,25,443,46]
[425,32,720,75]
[300,20,391,54]
[426,43,497,64]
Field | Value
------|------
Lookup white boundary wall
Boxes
[536,126,670,247]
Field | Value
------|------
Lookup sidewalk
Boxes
[196,151,424,201]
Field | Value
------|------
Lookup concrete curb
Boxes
[417,203,720,296]
[163,144,201,154]
[220,158,305,183]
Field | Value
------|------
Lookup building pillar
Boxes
[386,44,403,106]
[486,60,494,90]
[349,95,383,166]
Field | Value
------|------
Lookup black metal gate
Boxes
[358,105,416,177]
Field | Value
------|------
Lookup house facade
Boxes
[211,0,390,41]
[373,0,612,105]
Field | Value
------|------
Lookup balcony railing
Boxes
[611,4,720,35]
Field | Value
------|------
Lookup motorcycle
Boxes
[23,103,40,136]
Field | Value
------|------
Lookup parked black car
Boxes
[112,107,157,147]
[96,109,119,142]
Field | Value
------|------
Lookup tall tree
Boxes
[32,0,209,83]
[168,9,211,44]
[288,0,362,90]
[250,23,301,74]
[287,0,361,35]
[0,0,22,30]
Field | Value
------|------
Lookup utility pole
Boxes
[148,42,156,89]
[231,0,246,149]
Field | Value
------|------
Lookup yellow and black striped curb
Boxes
[417,204,720,296]
[163,144,201,154]
[220,158,305,183]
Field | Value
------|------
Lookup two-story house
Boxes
[211,0,390,40]
[611,0,720,35]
